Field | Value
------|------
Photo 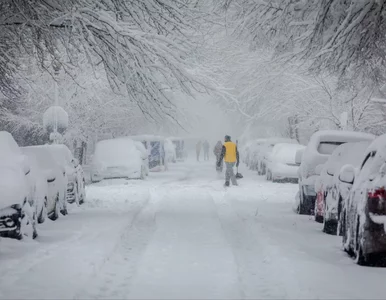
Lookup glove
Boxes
[217,161,221,168]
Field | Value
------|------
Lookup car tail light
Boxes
[368,187,386,215]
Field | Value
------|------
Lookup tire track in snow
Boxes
[211,190,304,299]
[75,189,159,299]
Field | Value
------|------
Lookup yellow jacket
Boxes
[221,141,239,163]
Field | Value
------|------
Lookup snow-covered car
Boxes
[341,135,386,265]
[297,130,375,215]
[133,141,149,176]
[128,135,166,171]
[22,146,67,221]
[313,141,372,231]
[265,143,305,183]
[168,137,186,161]
[45,145,85,205]
[164,138,177,164]
[0,132,38,240]
[91,138,146,182]
[245,139,267,171]
[258,138,299,175]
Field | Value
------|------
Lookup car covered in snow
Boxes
[91,138,146,182]
[45,144,85,206]
[265,143,305,183]
[297,130,375,215]
[22,146,68,221]
[243,139,267,171]
[313,141,372,232]
[258,138,299,176]
[128,135,166,172]
[0,132,38,240]
[340,135,386,265]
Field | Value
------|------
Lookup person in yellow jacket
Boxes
[217,135,239,187]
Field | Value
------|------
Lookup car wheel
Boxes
[49,194,60,221]
[79,180,85,205]
[314,199,323,223]
[323,218,337,235]
[38,197,47,224]
[20,208,38,240]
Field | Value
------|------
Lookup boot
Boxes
[224,181,230,187]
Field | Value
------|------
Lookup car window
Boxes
[317,141,345,155]
[359,151,376,181]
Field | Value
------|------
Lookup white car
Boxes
[45,145,86,205]
[340,135,386,265]
[22,146,67,221]
[0,131,38,240]
[258,138,299,175]
[91,138,146,182]
[265,143,305,183]
[314,141,371,231]
[133,141,149,176]
[297,130,375,215]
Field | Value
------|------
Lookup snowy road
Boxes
[1,158,386,299]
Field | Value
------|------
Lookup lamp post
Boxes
[43,58,68,144]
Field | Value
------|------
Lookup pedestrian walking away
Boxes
[213,140,223,172]
[203,140,210,161]
[217,135,239,187]
[196,140,202,161]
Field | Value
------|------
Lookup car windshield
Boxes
[317,141,345,155]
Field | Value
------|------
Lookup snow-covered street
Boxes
[1,157,386,299]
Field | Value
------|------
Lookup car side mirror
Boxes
[327,166,335,176]
[315,164,324,176]
[339,165,355,184]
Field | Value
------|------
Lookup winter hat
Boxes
[224,135,231,142]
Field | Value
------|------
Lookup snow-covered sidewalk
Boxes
[1,157,386,299]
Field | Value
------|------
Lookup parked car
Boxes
[168,137,186,161]
[258,138,299,176]
[247,139,267,171]
[0,131,38,240]
[265,143,305,183]
[128,135,166,171]
[341,135,386,265]
[297,130,375,215]
[22,146,67,221]
[314,141,372,231]
[133,141,149,176]
[45,144,85,205]
[91,138,146,182]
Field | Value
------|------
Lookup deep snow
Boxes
[1,155,386,299]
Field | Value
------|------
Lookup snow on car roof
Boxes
[364,133,386,153]
[0,131,22,157]
[93,138,141,164]
[309,130,375,144]
[271,143,306,163]
[42,144,73,165]
[21,146,59,170]
[323,141,372,175]
[264,137,298,145]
